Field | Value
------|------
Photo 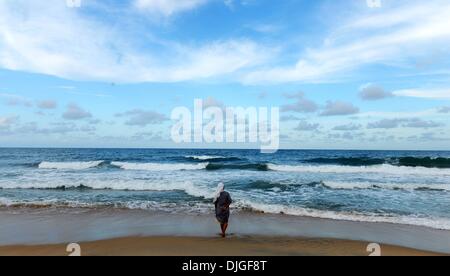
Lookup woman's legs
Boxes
[220,223,229,237]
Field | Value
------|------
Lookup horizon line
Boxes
[0,147,449,152]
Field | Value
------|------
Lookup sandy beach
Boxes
[0,207,449,256]
[0,236,443,256]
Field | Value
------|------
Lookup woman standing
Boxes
[213,183,232,238]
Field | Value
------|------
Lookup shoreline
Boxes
[1,207,449,255]
[0,236,444,256]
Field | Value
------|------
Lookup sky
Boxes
[0,0,449,150]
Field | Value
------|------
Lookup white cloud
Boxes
[359,83,393,101]
[281,92,318,113]
[404,119,443,129]
[393,89,450,100]
[242,0,450,84]
[37,100,57,110]
[367,119,403,129]
[62,104,92,120]
[367,118,443,129]
[134,0,208,16]
[320,101,359,116]
[1,0,449,87]
[163,40,271,82]
[0,93,32,107]
[0,116,18,129]
[116,109,169,126]
[333,123,362,131]
[0,0,270,83]
[294,121,320,131]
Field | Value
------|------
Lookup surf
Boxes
[38,161,105,170]
[268,163,450,176]
[110,162,208,171]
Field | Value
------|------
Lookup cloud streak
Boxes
[368,118,444,129]
[242,0,450,84]
[134,0,209,16]
[0,0,271,83]
[393,88,450,100]
[1,0,449,86]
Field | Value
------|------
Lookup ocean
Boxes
[1,148,450,230]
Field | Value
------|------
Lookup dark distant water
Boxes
[1,148,450,230]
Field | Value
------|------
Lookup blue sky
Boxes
[0,0,449,150]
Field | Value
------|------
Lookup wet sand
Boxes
[0,207,449,256]
[0,236,443,256]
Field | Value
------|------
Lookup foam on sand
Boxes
[238,200,450,230]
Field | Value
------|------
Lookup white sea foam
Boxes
[0,197,14,206]
[111,162,208,171]
[238,200,450,230]
[186,155,225,160]
[322,181,450,191]
[2,195,449,230]
[268,164,450,176]
[119,201,212,213]
[0,197,113,209]
[0,197,213,214]
[38,161,104,170]
[0,177,215,199]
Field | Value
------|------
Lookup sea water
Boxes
[0,148,449,230]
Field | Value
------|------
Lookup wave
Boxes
[31,157,450,172]
[322,181,450,192]
[0,197,215,215]
[237,201,450,230]
[241,180,450,192]
[0,179,215,199]
[306,157,385,166]
[268,164,450,176]
[304,156,450,169]
[111,162,208,171]
[397,157,450,168]
[0,198,59,209]
[38,161,105,170]
[0,197,103,209]
[37,161,209,171]
[2,194,450,230]
[243,181,322,192]
[185,155,242,162]
[2,198,449,230]
[205,163,269,171]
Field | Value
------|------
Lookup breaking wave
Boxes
[322,181,450,192]
[237,201,450,230]
[304,156,450,169]
[184,155,242,162]
[268,164,450,176]
[110,162,208,171]
[38,161,105,170]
